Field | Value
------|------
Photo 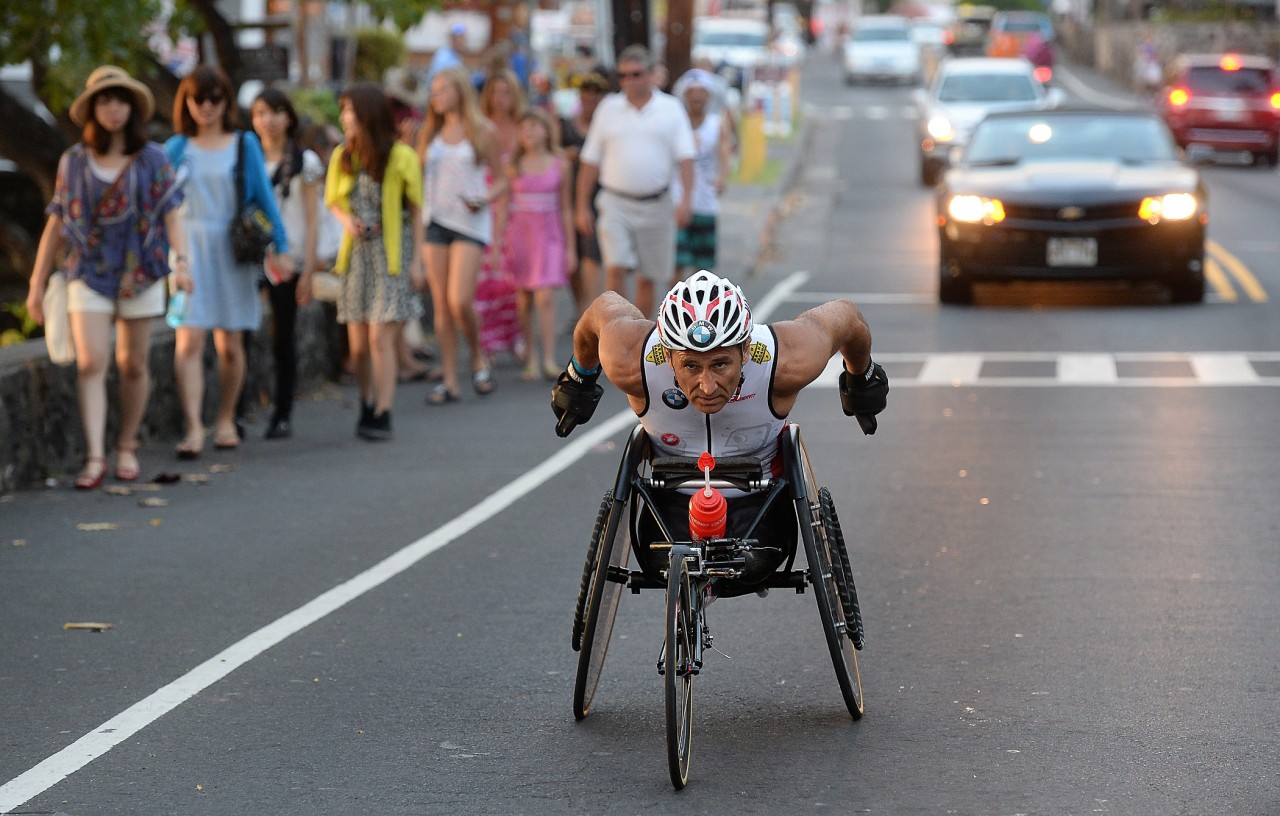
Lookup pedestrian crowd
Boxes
[25,36,743,490]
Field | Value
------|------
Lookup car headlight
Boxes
[927,116,956,142]
[947,195,1005,224]
[1138,193,1198,224]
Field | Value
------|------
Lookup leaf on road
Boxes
[76,522,120,531]
[103,485,133,496]
[181,473,211,484]
[153,472,182,484]
[209,464,234,473]
[12,539,27,547]
[150,518,164,527]
[63,622,115,631]
[138,497,169,507]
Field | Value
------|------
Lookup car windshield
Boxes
[1186,66,1273,93]
[854,28,911,42]
[997,17,1050,34]
[938,73,1038,102]
[696,30,767,47]
[965,115,1181,164]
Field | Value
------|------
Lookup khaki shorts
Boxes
[594,189,676,281]
[67,278,166,320]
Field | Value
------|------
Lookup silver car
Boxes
[915,57,1063,186]
[842,15,921,86]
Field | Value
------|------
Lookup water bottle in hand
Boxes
[165,290,189,329]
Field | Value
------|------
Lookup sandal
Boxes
[427,383,459,405]
[472,367,496,396]
[74,457,107,491]
[175,431,204,461]
[115,443,141,482]
[520,363,541,382]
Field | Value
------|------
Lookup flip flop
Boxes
[427,384,459,405]
[472,367,495,396]
[114,444,141,482]
[214,430,241,450]
[175,433,204,460]
[74,457,107,491]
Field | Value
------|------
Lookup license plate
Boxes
[1047,237,1097,267]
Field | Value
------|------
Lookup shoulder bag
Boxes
[230,132,275,265]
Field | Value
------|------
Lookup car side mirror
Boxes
[913,87,927,109]
[1046,87,1065,108]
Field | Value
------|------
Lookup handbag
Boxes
[230,132,275,265]
[42,272,75,366]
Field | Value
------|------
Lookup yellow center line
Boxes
[1204,257,1237,302]
[1208,239,1269,302]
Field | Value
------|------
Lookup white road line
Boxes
[918,353,983,385]
[0,269,809,815]
[1189,353,1261,384]
[1059,353,1118,384]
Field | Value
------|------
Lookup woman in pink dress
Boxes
[501,109,576,380]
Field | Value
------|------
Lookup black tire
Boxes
[920,156,940,187]
[1169,270,1205,304]
[573,493,631,721]
[939,261,973,305]
[664,554,695,789]
[793,432,864,719]
[819,487,865,651]
[572,493,613,652]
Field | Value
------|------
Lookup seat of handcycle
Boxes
[648,455,766,491]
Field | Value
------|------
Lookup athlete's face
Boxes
[668,344,746,414]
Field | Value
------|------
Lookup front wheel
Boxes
[664,554,695,789]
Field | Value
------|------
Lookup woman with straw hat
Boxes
[25,65,191,490]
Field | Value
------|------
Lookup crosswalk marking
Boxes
[810,352,1280,387]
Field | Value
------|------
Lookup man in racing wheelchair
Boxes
[551,270,888,597]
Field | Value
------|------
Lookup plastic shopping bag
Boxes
[42,272,75,366]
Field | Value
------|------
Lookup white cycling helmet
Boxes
[657,270,752,352]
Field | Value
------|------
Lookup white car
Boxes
[692,17,772,88]
[914,57,1064,186]
[842,15,921,86]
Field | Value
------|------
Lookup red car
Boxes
[1159,53,1280,166]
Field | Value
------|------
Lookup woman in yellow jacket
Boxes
[327,82,425,440]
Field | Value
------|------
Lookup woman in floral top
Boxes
[25,66,190,490]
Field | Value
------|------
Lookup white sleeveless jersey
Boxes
[638,324,786,474]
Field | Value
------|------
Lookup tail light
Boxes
[1270,91,1280,109]
[1033,66,1052,84]
[1168,87,1190,108]
[943,30,955,45]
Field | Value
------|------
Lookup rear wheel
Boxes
[573,492,632,720]
[819,487,865,651]
[664,554,695,789]
[572,493,613,652]
[796,434,864,719]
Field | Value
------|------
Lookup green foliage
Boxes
[354,29,407,83]
[289,87,340,127]
[0,0,166,113]
[1156,3,1271,21]
[364,0,440,32]
[0,300,38,347]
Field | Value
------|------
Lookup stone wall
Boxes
[0,300,344,493]
[1059,18,1280,91]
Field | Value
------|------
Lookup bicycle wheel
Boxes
[572,492,614,652]
[664,554,695,789]
[573,492,632,721]
[796,433,864,719]
[819,487,865,651]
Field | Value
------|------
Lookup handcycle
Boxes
[570,422,865,789]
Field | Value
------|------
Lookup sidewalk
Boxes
[0,85,813,494]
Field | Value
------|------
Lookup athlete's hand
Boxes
[551,359,604,437]
[839,360,888,436]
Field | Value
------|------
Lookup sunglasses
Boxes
[618,70,647,79]
[192,93,226,106]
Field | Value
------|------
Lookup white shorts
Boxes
[67,278,166,320]
[594,189,676,281]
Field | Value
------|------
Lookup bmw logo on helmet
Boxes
[687,320,717,349]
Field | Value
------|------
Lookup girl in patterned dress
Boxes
[26,66,189,488]
[326,82,425,439]
[500,109,575,380]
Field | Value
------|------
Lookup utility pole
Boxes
[666,0,693,83]
[612,0,650,60]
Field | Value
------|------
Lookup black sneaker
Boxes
[264,416,292,440]
[355,401,374,437]
[358,410,392,441]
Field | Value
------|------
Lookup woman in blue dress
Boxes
[164,66,289,458]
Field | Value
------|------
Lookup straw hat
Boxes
[69,65,155,126]
[384,66,429,110]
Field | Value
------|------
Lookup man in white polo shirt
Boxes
[576,45,696,318]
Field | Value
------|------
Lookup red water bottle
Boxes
[688,452,727,542]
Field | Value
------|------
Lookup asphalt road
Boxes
[3,53,1280,815]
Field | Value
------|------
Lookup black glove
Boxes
[839,360,888,436]
[551,359,605,438]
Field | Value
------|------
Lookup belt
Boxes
[602,185,669,202]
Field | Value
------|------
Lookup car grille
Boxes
[1001,202,1140,222]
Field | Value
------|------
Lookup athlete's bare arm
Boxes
[571,291,656,402]
[770,299,872,416]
